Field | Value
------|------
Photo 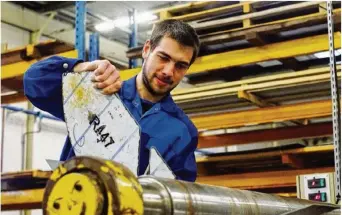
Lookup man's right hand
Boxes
[73,60,122,95]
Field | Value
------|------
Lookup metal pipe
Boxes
[43,157,340,215]
[1,105,62,121]
[139,177,340,215]
[21,116,42,170]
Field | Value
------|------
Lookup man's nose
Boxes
[162,62,175,77]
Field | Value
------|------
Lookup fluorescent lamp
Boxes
[113,12,157,27]
[95,21,115,32]
[95,12,157,32]
[137,12,158,24]
[113,16,130,28]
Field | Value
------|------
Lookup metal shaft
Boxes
[43,157,340,215]
[139,177,340,215]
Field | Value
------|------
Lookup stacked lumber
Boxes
[122,1,342,194]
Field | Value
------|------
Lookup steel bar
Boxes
[39,157,339,215]
[140,176,340,215]
[326,0,341,204]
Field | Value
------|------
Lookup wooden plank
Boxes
[191,100,332,130]
[245,32,265,46]
[237,90,305,125]
[196,167,334,190]
[174,70,340,102]
[159,10,171,20]
[243,2,253,27]
[153,1,217,14]
[282,154,305,169]
[188,32,341,75]
[1,40,74,65]
[156,2,246,22]
[26,44,41,58]
[280,58,309,71]
[1,170,51,179]
[1,50,78,80]
[126,9,341,59]
[121,32,341,79]
[1,92,27,104]
[200,8,341,44]
[192,1,321,31]
[237,90,273,107]
[319,2,327,13]
[182,90,331,114]
[196,145,334,163]
[197,122,333,148]
[173,66,337,96]
[1,77,23,92]
[1,188,45,210]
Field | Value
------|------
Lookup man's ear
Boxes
[142,40,151,60]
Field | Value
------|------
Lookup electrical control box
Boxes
[296,173,336,204]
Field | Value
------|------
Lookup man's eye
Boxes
[176,64,188,71]
[158,55,168,61]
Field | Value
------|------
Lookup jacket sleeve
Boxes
[170,128,198,182]
[23,56,83,120]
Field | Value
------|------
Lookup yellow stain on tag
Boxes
[67,74,94,109]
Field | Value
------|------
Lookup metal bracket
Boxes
[326,0,341,204]
[31,12,57,44]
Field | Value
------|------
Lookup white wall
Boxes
[1,22,30,49]
[1,2,129,65]
[1,22,52,50]
[1,102,68,215]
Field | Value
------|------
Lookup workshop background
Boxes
[1,1,341,215]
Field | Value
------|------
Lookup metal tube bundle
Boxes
[42,156,340,215]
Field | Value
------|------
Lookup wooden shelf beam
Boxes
[198,122,333,149]
[191,99,332,131]
[196,167,334,190]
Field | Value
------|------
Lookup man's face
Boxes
[141,37,194,96]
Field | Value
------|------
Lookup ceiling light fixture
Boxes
[95,21,115,32]
[95,12,157,32]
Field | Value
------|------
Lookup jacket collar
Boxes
[121,76,178,113]
[121,76,137,101]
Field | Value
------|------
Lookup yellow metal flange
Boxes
[45,172,104,215]
[43,156,144,215]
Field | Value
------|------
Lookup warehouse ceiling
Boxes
[11,1,185,46]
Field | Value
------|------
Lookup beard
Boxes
[142,57,175,97]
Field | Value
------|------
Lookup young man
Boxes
[24,19,200,182]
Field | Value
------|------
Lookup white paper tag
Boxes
[149,147,175,179]
[62,72,140,175]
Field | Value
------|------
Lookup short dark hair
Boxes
[149,19,200,65]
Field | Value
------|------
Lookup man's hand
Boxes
[73,60,122,95]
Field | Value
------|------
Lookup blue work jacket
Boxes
[23,56,198,182]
